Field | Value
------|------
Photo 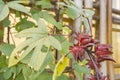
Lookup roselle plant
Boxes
[69,23,115,80]
[70,33,115,80]
[0,0,115,80]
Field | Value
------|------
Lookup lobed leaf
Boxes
[8,38,45,67]
[9,20,61,70]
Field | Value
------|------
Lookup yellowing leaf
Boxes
[52,56,69,80]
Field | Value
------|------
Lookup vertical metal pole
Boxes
[107,0,115,80]
[84,0,93,26]
[100,0,107,75]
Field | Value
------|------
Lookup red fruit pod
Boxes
[77,33,93,45]
[69,45,85,61]
[95,44,113,57]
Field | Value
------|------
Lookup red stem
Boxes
[86,49,101,80]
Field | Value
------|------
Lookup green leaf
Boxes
[55,36,72,55]
[15,19,47,38]
[0,73,5,80]
[29,36,61,70]
[65,6,80,19]
[57,2,67,7]
[26,48,53,72]
[3,67,16,80]
[3,69,12,80]
[22,66,32,80]
[28,44,49,71]
[39,11,62,30]
[60,40,71,55]
[9,37,44,67]
[15,72,24,80]
[38,51,53,72]
[53,56,69,80]
[82,17,89,32]
[74,70,83,80]
[7,1,31,15]
[15,11,21,17]
[16,28,47,38]
[63,27,71,33]
[16,64,25,75]
[30,9,40,21]
[38,19,48,33]
[46,36,62,50]
[21,51,33,64]
[2,17,10,27]
[83,9,95,18]
[0,0,4,4]
[57,74,69,80]
[36,70,52,80]
[28,71,41,80]
[36,0,52,8]
[73,62,90,74]
[0,43,15,56]
[79,59,88,65]
[0,56,7,68]
[31,10,62,30]
[15,17,35,32]
[0,4,9,21]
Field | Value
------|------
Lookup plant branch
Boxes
[85,49,101,80]
[63,25,78,35]
[7,27,10,44]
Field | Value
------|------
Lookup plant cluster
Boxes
[0,0,115,80]
[70,32,115,80]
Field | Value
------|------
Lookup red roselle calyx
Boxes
[70,33,95,61]
[95,44,115,62]
[77,33,94,45]
[95,44,112,57]
[69,44,85,61]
